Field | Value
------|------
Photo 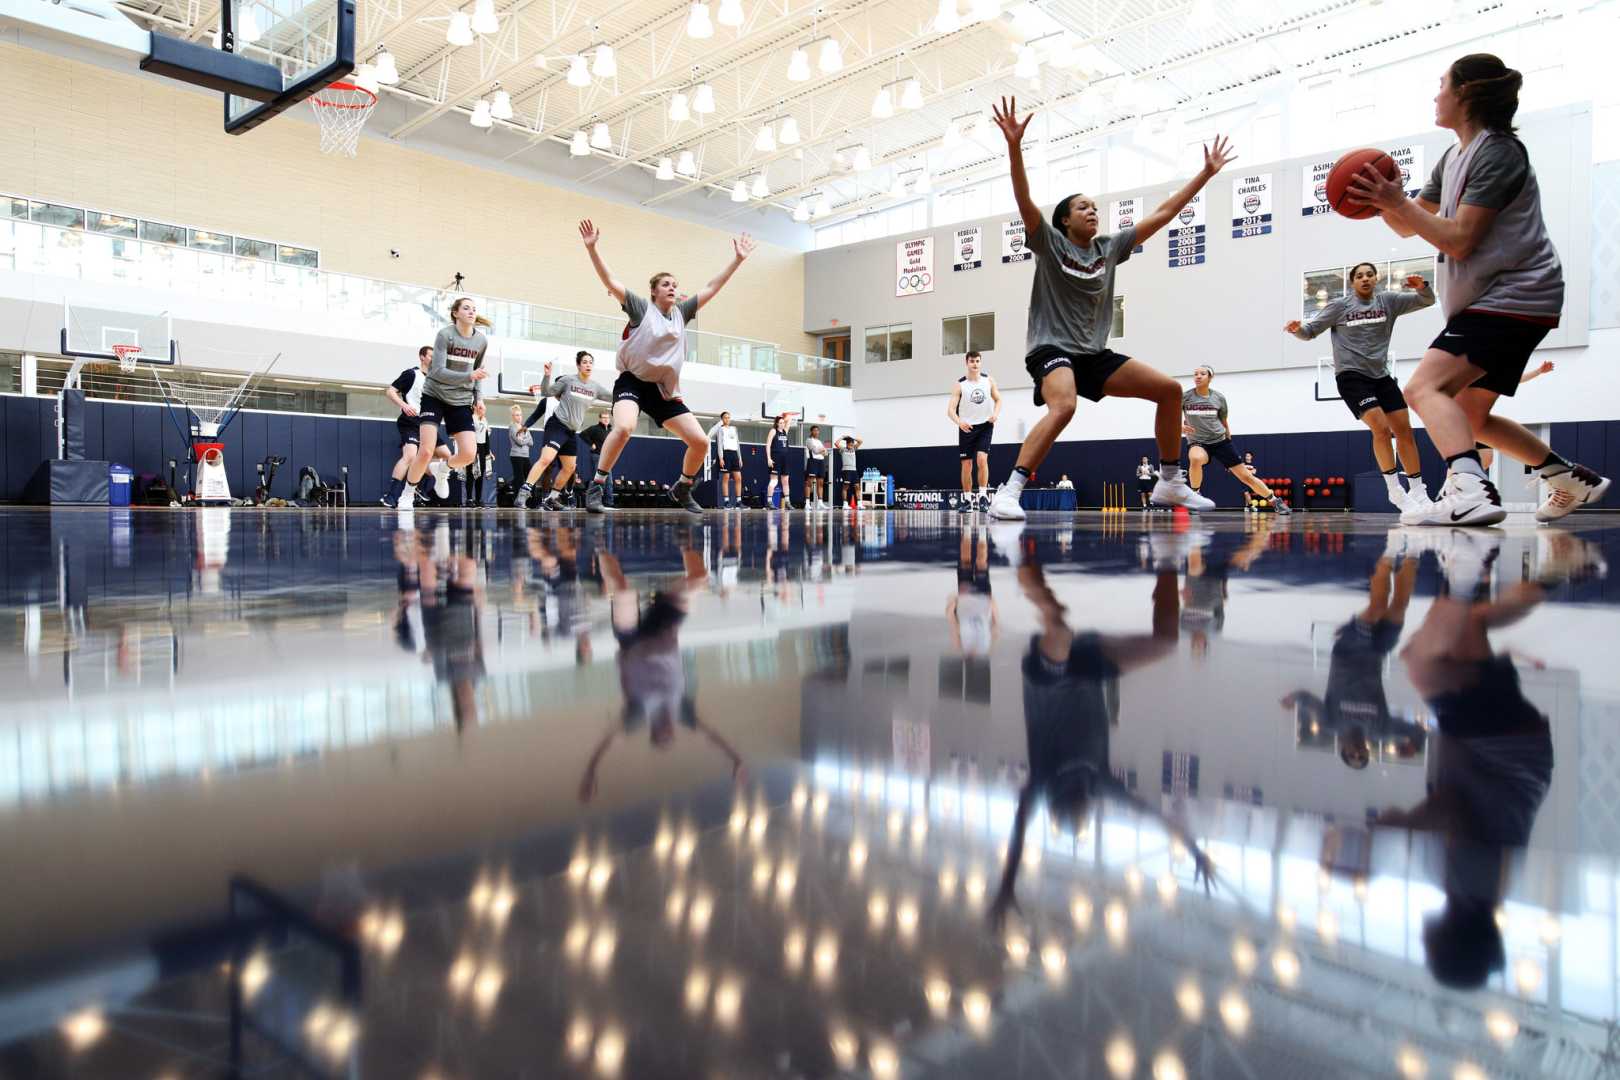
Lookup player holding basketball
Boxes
[400,298,490,509]
[946,350,1000,513]
[707,411,744,508]
[1287,263,1435,512]
[514,351,613,511]
[577,218,755,515]
[985,96,1226,521]
[1181,365,1292,513]
[1349,54,1608,524]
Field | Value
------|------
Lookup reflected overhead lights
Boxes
[593,44,617,79]
[900,79,924,110]
[818,37,843,73]
[236,3,263,44]
[684,969,710,1013]
[752,859,774,892]
[673,830,696,864]
[594,1027,626,1076]
[1104,900,1128,946]
[1539,916,1563,945]
[1004,931,1029,966]
[790,783,808,813]
[784,927,806,971]
[748,812,767,842]
[1278,906,1296,933]
[1104,1035,1136,1080]
[1454,1066,1486,1080]
[373,48,399,84]
[717,0,744,27]
[868,891,890,929]
[1071,893,1093,929]
[687,892,714,934]
[924,977,952,1016]
[964,869,986,903]
[565,1016,593,1060]
[787,47,811,82]
[1175,978,1203,1021]
[848,838,868,872]
[240,951,271,1000]
[774,860,797,899]
[812,931,839,981]
[829,1026,859,1069]
[1514,958,1542,994]
[669,92,691,122]
[570,130,589,156]
[1152,1051,1187,1080]
[713,976,743,1026]
[686,2,714,38]
[1219,989,1250,1035]
[1485,1009,1518,1045]
[1317,910,1339,945]
[871,87,894,119]
[1395,1047,1427,1079]
[869,1039,900,1079]
[654,824,674,858]
[933,0,960,33]
[692,82,716,114]
[471,0,498,35]
[895,896,919,935]
[490,88,513,120]
[446,12,474,47]
[1124,866,1144,896]
[939,867,958,897]
[60,1007,106,1052]
[1232,937,1258,976]
[1040,942,1067,979]
[1156,873,1178,906]
[590,122,612,150]
[1271,948,1301,986]
[567,54,591,87]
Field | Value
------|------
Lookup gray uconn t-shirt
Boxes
[426,325,489,407]
[539,372,612,432]
[1182,388,1228,445]
[1025,220,1137,359]
[1296,288,1436,378]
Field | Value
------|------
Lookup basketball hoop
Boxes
[310,81,378,157]
[111,344,142,374]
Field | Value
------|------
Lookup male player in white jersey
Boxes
[946,351,1001,513]
[707,411,744,508]
[382,346,452,507]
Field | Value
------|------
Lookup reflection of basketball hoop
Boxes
[310,81,378,157]
[111,343,142,374]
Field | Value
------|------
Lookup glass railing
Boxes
[0,219,851,387]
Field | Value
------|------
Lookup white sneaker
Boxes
[1533,528,1608,586]
[988,521,1026,566]
[1401,470,1505,527]
[1430,528,1503,596]
[1150,478,1215,511]
[987,488,1026,521]
[397,486,415,510]
[1400,487,1434,518]
[430,460,451,500]
[1536,463,1611,522]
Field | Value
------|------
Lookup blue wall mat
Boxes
[101,402,133,471]
[5,398,41,499]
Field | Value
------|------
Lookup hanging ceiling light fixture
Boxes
[692,83,716,114]
[852,145,872,171]
[352,62,380,95]
[778,116,800,145]
[792,202,810,222]
[567,55,591,87]
[593,44,617,79]
[490,87,513,120]
[730,180,749,203]
[717,0,744,28]
[591,122,612,150]
[1014,46,1039,80]
[669,92,690,122]
[889,173,907,199]
[471,0,499,35]
[871,87,894,119]
[933,0,959,34]
[900,79,924,110]
[916,171,932,194]
[815,193,833,218]
[968,0,998,24]
[656,157,675,180]
[470,99,493,128]
[943,119,963,148]
[237,2,263,44]
[570,130,590,156]
[686,2,714,38]
[373,48,399,84]
[751,173,769,198]
[818,37,843,73]
[676,149,698,176]
[754,124,776,152]
[786,47,810,82]
[446,12,474,47]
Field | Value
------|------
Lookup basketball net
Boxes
[310,81,378,157]
[111,343,141,374]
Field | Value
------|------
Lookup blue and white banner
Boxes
[999,219,1031,263]
[1301,159,1335,216]
[1110,197,1145,253]
[953,225,982,271]
[1167,192,1205,268]
[1230,173,1272,238]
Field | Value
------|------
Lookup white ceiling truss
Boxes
[104,0,1604,226]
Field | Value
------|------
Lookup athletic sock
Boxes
[1003,468,1029,498]
[1445,449,1487,479]
[593,469,609,484]
[1159,461,1183,483]
[387,477,405,500]
[1533,452,1571,475]
[1382,469,1404,496]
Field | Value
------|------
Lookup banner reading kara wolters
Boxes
[1110,198,1145,253]
[1230,173,1272,238]
[895,236,934,297]
[1000,219,1031,263]
[953,226,982,272]
[1167,191,1206,268]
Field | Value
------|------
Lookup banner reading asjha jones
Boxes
[896,236,934,296]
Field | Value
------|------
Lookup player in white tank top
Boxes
[947,352,1001,511]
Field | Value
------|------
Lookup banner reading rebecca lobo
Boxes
[1000,219,1031,263]
[954,226,982,272]
[896,236,934,297]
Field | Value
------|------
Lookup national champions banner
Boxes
[953,226,982,271]
[895,236,934,297]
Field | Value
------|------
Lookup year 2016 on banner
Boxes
[1230,173,1272,238]
[1167,192,1205,268]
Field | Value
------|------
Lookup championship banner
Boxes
[953,225,982,271]
[1000,219,1031,263]
[1301,159,1335,216]
[896,236,934,297]
[1387,144,1426,198]
[1230,173,1272,238]
[1167,192,1205,268]
[893,489,971,509]
[1110,198,1145,252]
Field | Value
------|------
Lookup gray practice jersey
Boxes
[1182,388,1229,444]
[426,325,489,406]
[1418,132,1564,321]
[1025,220,1137,359]
[541,372,612,432]
[1296,288,1436,378]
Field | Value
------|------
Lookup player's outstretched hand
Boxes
[578,219,601,247]
[733,233,756,260]
[1203,135,1236,176]
[991,96,1032,146]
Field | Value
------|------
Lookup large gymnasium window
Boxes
[865,323,913,364]
[942,312,996,356]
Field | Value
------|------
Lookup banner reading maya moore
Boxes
[1230,173,1272,238]
[895,236,934,297]
[1000,219,1031,263]
[1302,145,1426,216]
[954,225,982,271]
[1167,191,1206,268]
[1110,198,1145,253]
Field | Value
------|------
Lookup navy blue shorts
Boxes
[542,415,579,456]
[396,415,420,446]
[721,449,742,472]
[1430,311,1555,397]
[958,421,993,459]
[418,395,475,436]
[613,371,690,426]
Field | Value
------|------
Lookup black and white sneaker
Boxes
[1537,462,1611,522]
[585,482,605,514]
[1431,528,1503,597]
[670,480,703,515]
[1402,470,1505,527]
[515,483,533,509]
[542,491,564,512]
[380,493,397,508]
[958,497,973,513]
[1270,495,1293,516]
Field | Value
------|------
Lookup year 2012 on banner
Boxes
[1167,192,1205,268]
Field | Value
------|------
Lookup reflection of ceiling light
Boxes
[871,87,894,119]
[669,92,690,122]
[933,0,960,34]
[792,201,809,222]
[237,4,263,44]
[591,122,611,149]
[675,149,697,176]
[754,125,776,152]
[889,174,906,199]
[779,116,800,144]
[567,55,591,86]
[717,0,744,27]
[969,0,999,24]
[593,44,616,78]
[943,119,962,148]
[446,12,474,47]
[751,173,769,198]
[692,83,716,114]
[900,79,923,110]
[787,47,810,82]
[470,99,493,128]
[471,0,499,35]
[570,130,589,156]
[373,48,399,84]
[1103,1035,1135,1080]
[1219,990,1251,1035]
[656,157,675,180]
[818,37,843,73]
[490,88,513,120]
[852,146,872,171]
[686,2,714,38]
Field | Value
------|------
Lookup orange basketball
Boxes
[1326,148,1399,220]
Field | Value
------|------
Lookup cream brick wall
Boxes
[0,42,813,354]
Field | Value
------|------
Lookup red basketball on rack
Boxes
[1326,148,1401,220]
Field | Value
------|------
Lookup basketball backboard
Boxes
[223,0,356,135]
[62,300,177,365]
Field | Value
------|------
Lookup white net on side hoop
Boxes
[310,81,377,157]
[148,352,282,438]
[111,344,142,374]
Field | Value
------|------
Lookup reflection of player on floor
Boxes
[1181,366,1292,513]
[1281,553,1424,768]
[946,528,998,657]
[707,411,744,508]
[577,218,755,515]
[984,95,1228,521]
[382,346,452,508]
[515,351,612,511]
[947,351,1000,513]
[989,557,1212,927]
[1288,262,1436,512]
[400,298,491,509]
[1349,53,1608,525]
[577,543,746,802]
